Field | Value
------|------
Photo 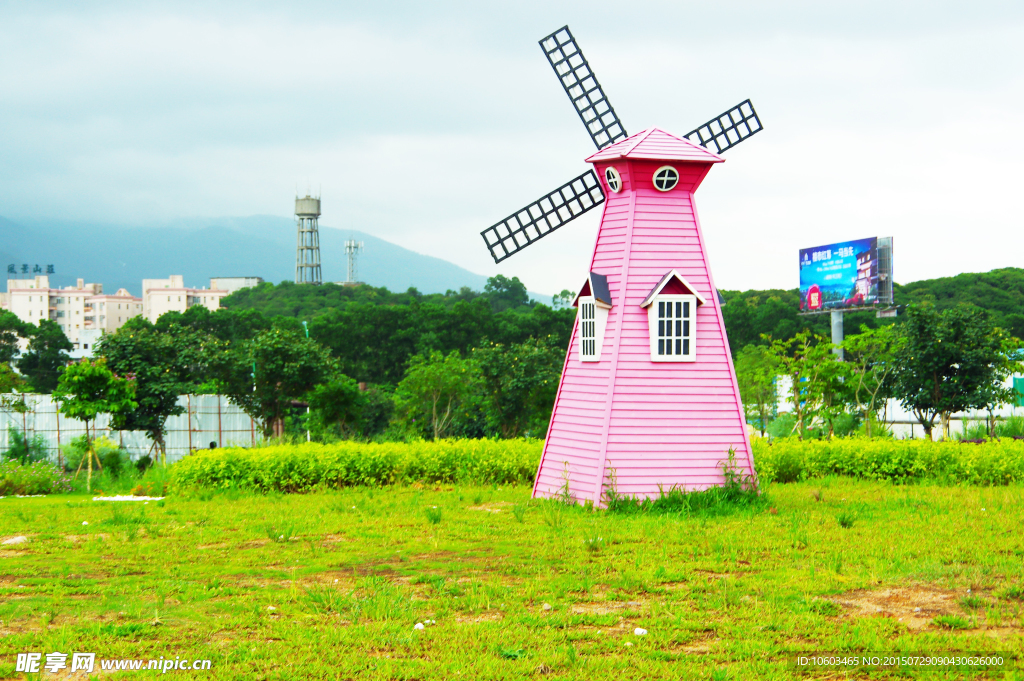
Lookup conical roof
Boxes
[585,128,724,164]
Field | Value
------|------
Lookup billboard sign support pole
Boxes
[831,310,844,361]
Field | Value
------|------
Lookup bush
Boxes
[169,439,543,492]
[754,437,1024,485]
[61,435,127,477]
[0,460,73,495]
[2,427,50,465]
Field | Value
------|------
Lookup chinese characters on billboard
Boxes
[799,237,878,312]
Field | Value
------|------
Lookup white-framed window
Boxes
[604,166,622,193]
[576,295,610,362]
[653,165,679,192]
[647,295,696,362]
[580,299,596,358]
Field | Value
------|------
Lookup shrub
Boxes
[2,427,50,465]
[61,435,127,477]
[169,439,543,492]
[753,437,1024,485]
[0,460,73,495]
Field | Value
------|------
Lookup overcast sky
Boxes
[1,1,1022,296]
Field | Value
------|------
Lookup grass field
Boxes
[1,479,1022,679]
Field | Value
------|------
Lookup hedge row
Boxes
[169,439,544,492]
[168,437,1024,493]
[0,460,73,496]
[753,437,1024,485]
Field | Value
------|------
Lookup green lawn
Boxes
[1,480,1022,679]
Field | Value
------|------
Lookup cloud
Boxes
[0,1,1022,295]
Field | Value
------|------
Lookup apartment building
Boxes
[209,276,263,295]
[142,275,229,323]
[1,274,232,353]
[0,276,141,351]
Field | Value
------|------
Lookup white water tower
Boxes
[295,195,322,285]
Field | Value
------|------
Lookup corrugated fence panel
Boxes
[0,394,261,465]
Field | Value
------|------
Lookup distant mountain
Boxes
[0,215,514,297]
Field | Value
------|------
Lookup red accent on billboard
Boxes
[806,284,822,311]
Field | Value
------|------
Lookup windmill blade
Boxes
[685,99,763,154]
[540,26,628,150]
[481,170,605,264]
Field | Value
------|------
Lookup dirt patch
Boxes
[670,631,718,653]
[198,542,229,550]
[64,534,111,543]
[322,534,350,544]
[453,611,503,624]
[830,585,981,631]
[468,502,514,513]
[0,550,28,557]
[570,600,644,616]
[660,581,689,592]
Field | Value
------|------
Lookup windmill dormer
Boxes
[586,128,725,197]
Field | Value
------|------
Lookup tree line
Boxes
[2,268,1022,452]
[736,303,1023,441]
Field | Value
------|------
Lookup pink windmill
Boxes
[480,26,762,506]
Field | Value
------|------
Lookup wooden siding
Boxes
[535,151,755,506]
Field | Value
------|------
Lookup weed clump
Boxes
[933,614,973,630]
[605,449,764,516]
[424,506,443,525]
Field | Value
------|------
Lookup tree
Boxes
[735,344,778,436]
[52,358,137,491]
[0,310,29,366]
[890,303,1015,440]
[306,375,365,439]
[221,328,335,437]
[96,317,191,464]
[474,336,563,438]
[967,333,1024,437]
[0,364,28,417]
[394,351,478,440]
[552,289,575,309]
[0,363,27,394]
[842,324,903,436]
[483,275,529,312]
[764,331,842,439]
[16,320,73,393]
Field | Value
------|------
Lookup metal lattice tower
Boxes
[344,239,364,284]
[295,195,322,285]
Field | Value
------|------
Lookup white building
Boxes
[142,275,229,324]
[0,276,142,352]
[209,276,263,295]
[1,274,231,355]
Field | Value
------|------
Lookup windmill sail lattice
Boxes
[480,26,762,264]
[481,170,605,264]
[540,26,628,150]
[684,100,763,155]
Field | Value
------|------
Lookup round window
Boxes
[604,166,622,193]
[653,166,679,192]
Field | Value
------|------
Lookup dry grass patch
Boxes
[468,501,514,513]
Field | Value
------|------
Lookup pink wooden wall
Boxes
[533,129,756,505]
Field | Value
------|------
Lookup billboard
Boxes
[799,237,879,312]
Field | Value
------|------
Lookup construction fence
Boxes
[0,394,262,465]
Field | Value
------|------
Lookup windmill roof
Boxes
[585,128,724,164]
